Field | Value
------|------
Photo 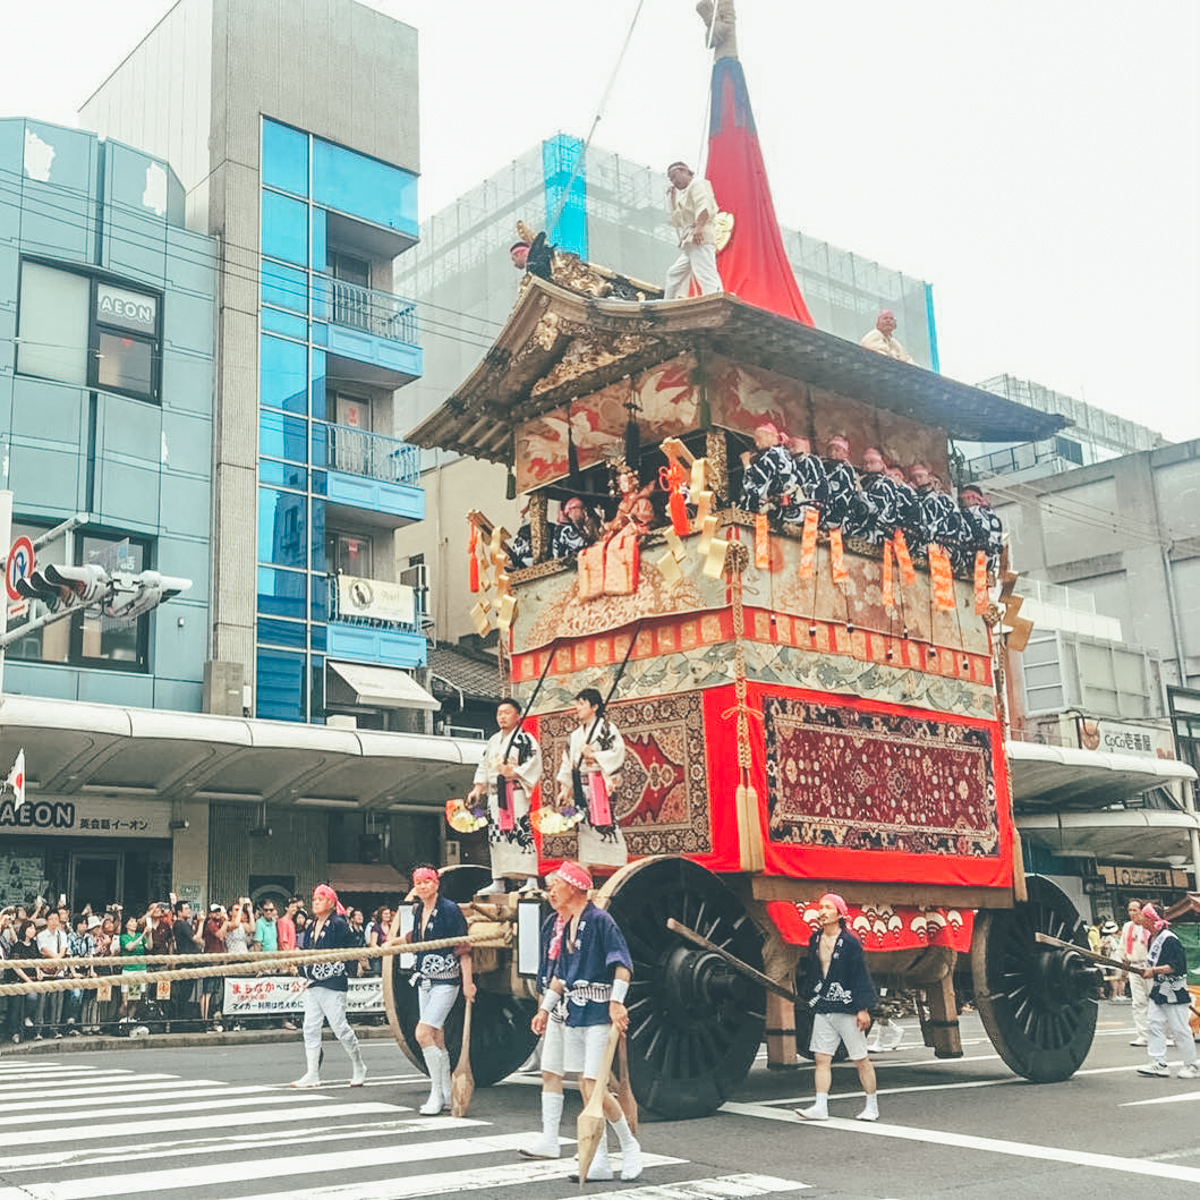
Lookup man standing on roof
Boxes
[664,162,722,300]
[860,310,915,363]
[467,697,543,895]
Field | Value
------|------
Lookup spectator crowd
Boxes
[1,895,394,1043]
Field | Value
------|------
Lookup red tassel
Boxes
[670,490,690,536]
[468,524,479,594]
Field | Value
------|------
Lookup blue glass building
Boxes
[0,118,217,710]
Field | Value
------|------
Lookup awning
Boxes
[0,694,479,810]
[1018,809,1200,862]
[326,863,409,894]
[1008,741,1198,810]
[327,661,440,711]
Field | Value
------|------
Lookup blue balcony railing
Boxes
[326,423,420,487]
[329,278,417,344]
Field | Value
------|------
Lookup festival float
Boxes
[383,1,1102,1118]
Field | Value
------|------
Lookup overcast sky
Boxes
[2,0,1196,442]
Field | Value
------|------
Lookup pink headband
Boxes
[827,436,850,451]
[552,861,592,892]
[412,868,439,885]
[755,422,780,439]
[313,884,346,916]
[819,892,849,917]
[1141,902,1168,932]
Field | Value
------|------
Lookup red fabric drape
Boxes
[706,56,813,326]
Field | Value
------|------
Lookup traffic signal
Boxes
[15,563,110,611]
[12,564,190,620]
[106,571,192,621]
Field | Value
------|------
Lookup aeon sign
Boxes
[95,283,158,334]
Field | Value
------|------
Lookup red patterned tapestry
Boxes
[535,693,714,864]
[763,693,999,857]
[765,899,975,954]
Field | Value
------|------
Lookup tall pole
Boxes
[0,489,12,700]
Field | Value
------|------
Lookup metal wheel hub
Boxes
[1034,945,1103,1006]
[661,946,747,1017]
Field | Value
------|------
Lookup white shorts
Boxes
[809,1010,869,1060]
[417,981,459,1030]
[541,1019,611,1078]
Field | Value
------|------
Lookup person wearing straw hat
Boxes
[290,884,368,1090]
[795,893,881,1122]
[523,861,642,1182]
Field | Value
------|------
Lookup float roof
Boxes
[407,280,1068,463]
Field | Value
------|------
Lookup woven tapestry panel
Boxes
[763,694,999,857]
[538,692,712,859]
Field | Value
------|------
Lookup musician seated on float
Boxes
[845,448,899,545]
[551,497,602,560]
[953,484,1003,576]
[738,422,797,517]
[779,435,827,526]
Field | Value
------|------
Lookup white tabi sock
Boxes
[855,1092,879,1121]
[797,1092,829,1120]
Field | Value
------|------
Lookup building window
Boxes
[327,531,374,577]
[71,533,150,669]
[16,262,89,385]
[6,525,152,671]
[17,263,161,402]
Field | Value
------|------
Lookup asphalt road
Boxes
[1,1001,1198,1200]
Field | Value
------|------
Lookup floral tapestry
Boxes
[763,694,999,857]
[537,692,713,861]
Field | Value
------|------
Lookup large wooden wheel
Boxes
[598,857,766,1120]
[382,862,539,1086]
[971,874,1100,1082]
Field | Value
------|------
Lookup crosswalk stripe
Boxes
[220,1153,688,1200]
[0,1078,228,1101]
[0,1132,569,1199]
[0,1083,285,1115]
[1,1115,487,1173]
[0,1073,180,1096]
[0,1068,143,1086]
[549,1173,811,1200]
[1,1099,399,1143]
[0,1090,339,1127]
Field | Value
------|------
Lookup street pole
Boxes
[0,489,12,700]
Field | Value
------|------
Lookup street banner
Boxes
[222,975,384,1015]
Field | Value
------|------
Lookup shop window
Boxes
[16,263,160,402]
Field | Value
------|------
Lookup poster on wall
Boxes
[0,852,47,905]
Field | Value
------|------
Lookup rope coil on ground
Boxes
[0,933,488,997]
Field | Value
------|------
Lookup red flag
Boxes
[706,57,813,325]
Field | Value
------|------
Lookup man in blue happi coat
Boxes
[522,860,643,1182]
[796,892,881,1122]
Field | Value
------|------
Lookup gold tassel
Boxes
[829,528,847,583]
[755,514,770,568]
[799,506,818,579]
[974,550,989,615]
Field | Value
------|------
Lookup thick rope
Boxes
[0,933,488,998]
